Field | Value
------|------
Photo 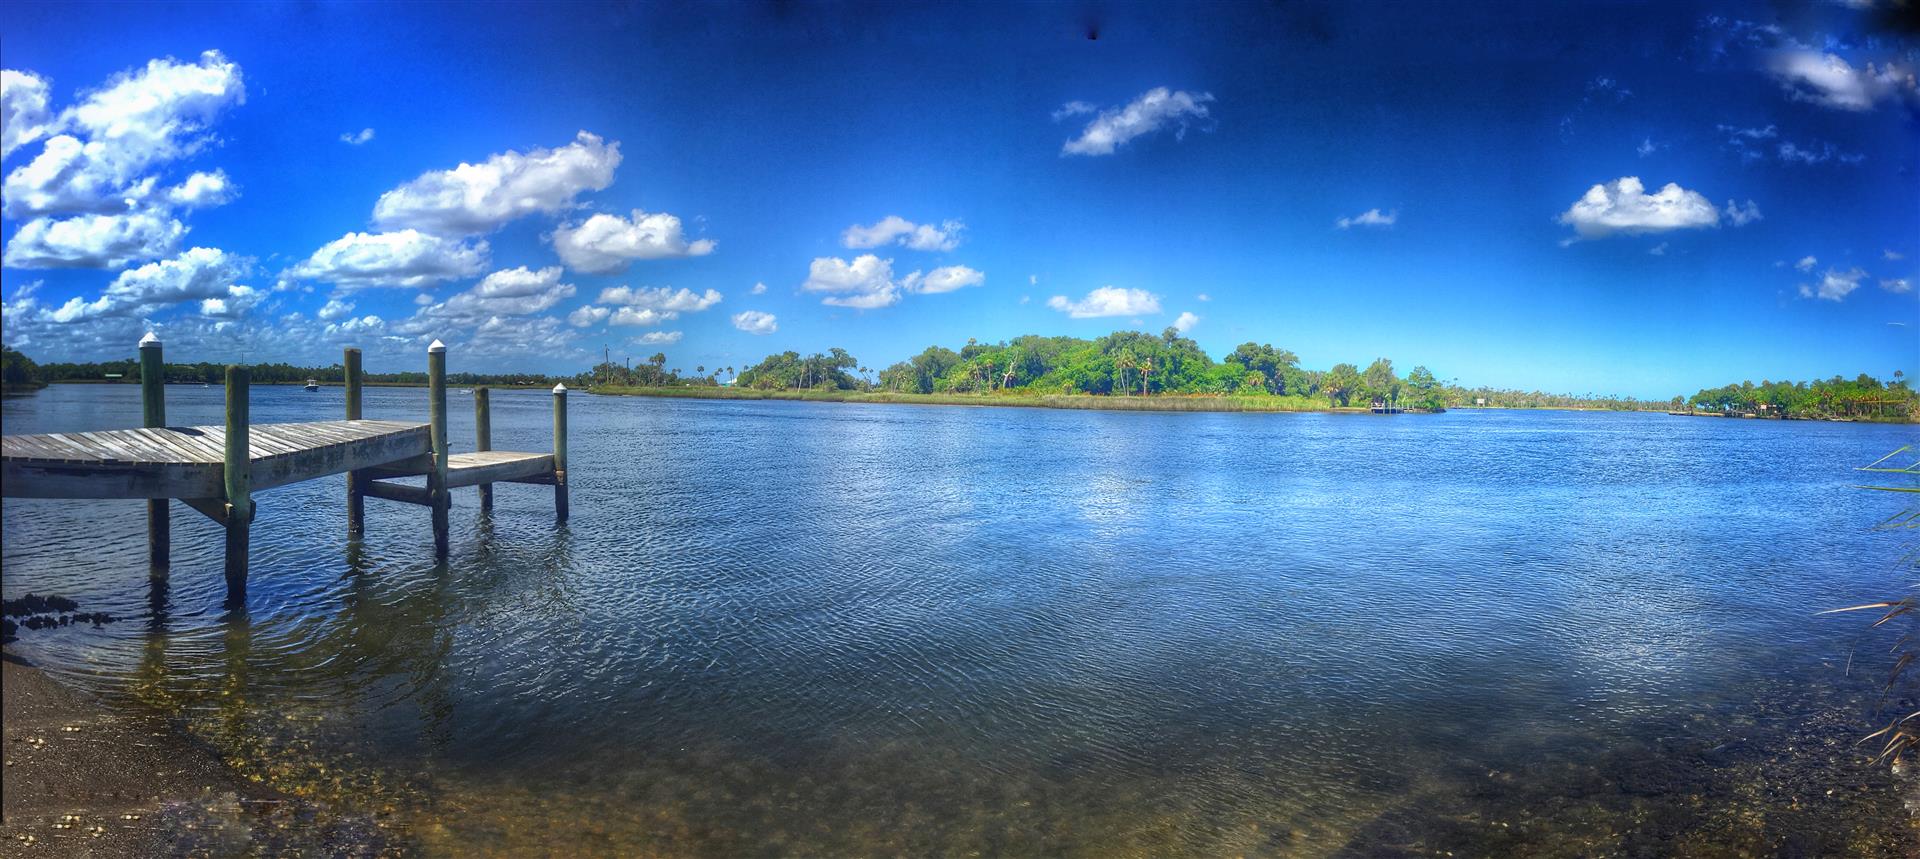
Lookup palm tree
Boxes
[1139,355,1153,396]
[1114,350,1135,396]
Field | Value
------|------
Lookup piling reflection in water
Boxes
[4,384,1919,855]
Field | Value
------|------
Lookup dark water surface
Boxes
[4,384,1917,855]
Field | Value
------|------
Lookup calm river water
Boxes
[3,384,1917,856]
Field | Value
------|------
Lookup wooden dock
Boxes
[0,336,569,606]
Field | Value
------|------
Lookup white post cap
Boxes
[552,383,568,393]
[139,331,162,347]
[428,339,447,354]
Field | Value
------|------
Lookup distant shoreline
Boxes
[586,386,1919,421]
[590,385,1445,414]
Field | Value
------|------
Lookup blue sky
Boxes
[1,1,1915,397]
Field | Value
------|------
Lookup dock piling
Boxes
[3,341,568,582]
[140,332,169,573]
[428,340,451,557]
[474,386,493,511]
[553,383,569,522]
[344,347,364,535]
[223,365,252,605]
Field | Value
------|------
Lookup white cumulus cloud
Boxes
[1558,177,1720,240]
[1,51,244,270]
[1,69,57,159]
[1796,256,1818,272]
[372,131,620,235]
[3,51,245,220]
[596,285,722,312]
[1060,87,1214,156]
[317,298,355,321]
[339,128,374,145]
[732,310,777,335]
[1882,278,1912,294]
[1046,286,1162,318]
[46,246,252,322]
[550,208,715,274]
[902,265,985,294]
[164,170,235,209]
[428,266,576,318]
[566,305,611,328]
[2,209,186,268]
[287,230,489,289]
[1172,311,1200,333]
[803,255,899,308]
[801,255,981,308]
[609,307,674,327]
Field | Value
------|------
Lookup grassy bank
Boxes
[589,385,1385,413]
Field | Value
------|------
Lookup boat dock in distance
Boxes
[0,335,569,606]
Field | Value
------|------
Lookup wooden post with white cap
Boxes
[552,382,569,521]
[139,331,169,572]
[428,339,450,558]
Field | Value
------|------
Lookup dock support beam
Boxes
[344,347,364,536]
[474,386,493,511]
[223,365,252,606]
[140,332,168,573]
[553,383,569,522]
[428,340,450,558]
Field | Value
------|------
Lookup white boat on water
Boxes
[305,379,320,391]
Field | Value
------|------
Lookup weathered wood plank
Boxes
[251,426,431,492]
[1,460,223,499]
[1,421,432,499]
[444,452,554,488]
[181,496,229,525]
[360,479,434,507]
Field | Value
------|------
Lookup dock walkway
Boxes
[0,336,569,606]
[2,420,427,499]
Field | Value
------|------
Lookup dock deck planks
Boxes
[1,420,431,500]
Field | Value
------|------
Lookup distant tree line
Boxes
[1683,373,1914,420]
[3,347,566,388]
[9,339,1912,420]
[584,352,732,388]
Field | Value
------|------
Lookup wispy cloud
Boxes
[1767,50,1917,112]
[339,127,374,145]
[1059,87,1214,156]
[842,216,964,251]
[1336,208,1396,229]
[1798,267,1866,301]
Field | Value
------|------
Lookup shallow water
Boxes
[4,384,1917,855]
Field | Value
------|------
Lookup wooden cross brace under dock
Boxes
[0,337,569,606]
